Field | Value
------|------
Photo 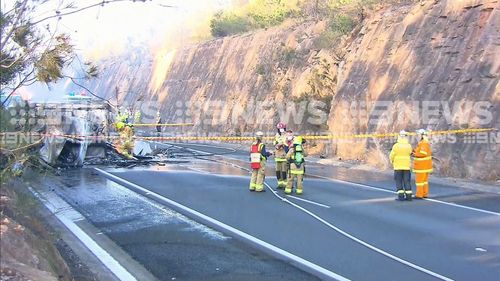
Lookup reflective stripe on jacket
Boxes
[274,133,287,162]
[413,137,433,173]
[389,136,412,170]
[251,142,270,161]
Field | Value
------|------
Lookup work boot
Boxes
[405,191,413,201]
[397,190,405,201]
[275,171,282,188]
[277,180,285,189]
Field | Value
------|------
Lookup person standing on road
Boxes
[413,129,433,199]
[389,130,413,201]
[156,111,162,137]
[249,131,272,192]
[285,136,307,195]
[274,122,289,189]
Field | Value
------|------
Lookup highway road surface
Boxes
[37,142,500,281]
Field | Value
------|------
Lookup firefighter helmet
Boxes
[416,129,428,135]
[293,136,303,145]
[276,122,287,130]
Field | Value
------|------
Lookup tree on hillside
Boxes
[0,0,173,106]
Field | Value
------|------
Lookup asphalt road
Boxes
[96,141,500,281]
[42,168,319,281]
[169,142,500,213]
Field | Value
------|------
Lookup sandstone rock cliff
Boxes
[84,0,499,180]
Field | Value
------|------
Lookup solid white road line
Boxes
[262,182,455,281]
[286,195,331,208]
[173,149,456,281]
[96,168,351,281]
[200,153,455,281]
[168,142,238,153]
[311,174,500,217]
[29,187,137,281]
[312,174,394,194]
[144,141,493,280]
[423,198,500,217]
[209,148,499,217]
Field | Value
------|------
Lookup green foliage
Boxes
[85,63,99,79]
[0,107,14,132]
[0,0,109,105]
[330,14,356,35]
[256,64,266,75]
[210,11,251,37]
[246,0,299,28]
[314,13,356,48]
[312,0,379,49]
[327,0,379,10]
[35,34,74,83]
[0,52,24,86]
[210,0,300,37]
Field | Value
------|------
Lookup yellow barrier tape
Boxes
[0,128,495,142]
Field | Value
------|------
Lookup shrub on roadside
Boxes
[210,11,252,37]
[210,0,300,37]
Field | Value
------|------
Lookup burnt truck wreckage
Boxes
[7,101,190,169]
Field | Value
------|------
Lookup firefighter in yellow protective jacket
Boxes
[274,122,289,189]
[413,129,433,198]
[114,109,134,159]
[249,131,272,192]
[285,136,306,195]
[389,131,413,201]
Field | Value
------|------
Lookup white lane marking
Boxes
[423,198,500,217]
[95,168,350,281]
[312,174,394,194]
[166,142,499,217]
[286,195,331,208]
[178,149,455,281]
[261,182,455,281]
[203,156,454,281]
[168,142,238,153]
[29,187,137,281]
[150,142,492,279]
[311,174,500,217]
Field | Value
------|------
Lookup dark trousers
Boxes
[394,170,412,200]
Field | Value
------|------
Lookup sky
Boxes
[2,0,234,102]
